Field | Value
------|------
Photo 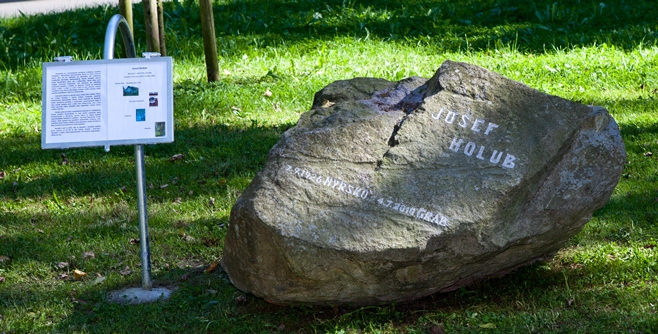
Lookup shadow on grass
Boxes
[37,256,656,332]
[0,122,285,201]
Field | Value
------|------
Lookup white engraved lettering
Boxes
[484,123,499,135]
[464,142,476,156]
[471,118,484,132]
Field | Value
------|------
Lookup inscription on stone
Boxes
[283,164,449,227]
[432,107,517,169]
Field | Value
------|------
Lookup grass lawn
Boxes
[1,0,657,332]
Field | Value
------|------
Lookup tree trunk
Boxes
[199,0,219,82]
[157,0,167,56]
[142,0,160,53]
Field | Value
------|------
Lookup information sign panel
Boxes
[41,57,173,149]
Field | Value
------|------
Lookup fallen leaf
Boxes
[644,152,653,157]
[0,171,5,179]
[263,88,273,97]
[169,154,184,162]
[479,323,496,329]
[205,261,219,273]
[180,273,190,281]
[208,197,215,207]
[82,251,95,260]
[188,190,194,195]
[234,294,247,303]
[0,277,5,283]
[129,238,140,245]
[160,184,169,189]
[231,106,242,111]
[223,69,231,76]
[322,100,335,108]
[172,177,178,184]
[37,229,44,234]
[60,153,69,165]
[644,244,656,249]
[92,276,107,285]
[172,197,182,204]
[120,266,132,276]
[148,182,154,189]
[72,269,87,280]
[58,273,69,280]
[56,262,69,269]
[207,289,218,294]
[277,324,285,332]
[0,256,9,263]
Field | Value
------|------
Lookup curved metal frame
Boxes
[104,14,137,60]
[103,14,152,291]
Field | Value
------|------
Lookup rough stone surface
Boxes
[222,60,626,305]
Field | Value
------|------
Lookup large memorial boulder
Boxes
[222,60,626,305]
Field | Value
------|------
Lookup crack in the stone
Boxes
[387,122,402,147]
[386,84,429,148]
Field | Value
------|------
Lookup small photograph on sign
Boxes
[149,97,158,107]
[123,85,139,96]
[155,122,165,137]
[136,109,146,122]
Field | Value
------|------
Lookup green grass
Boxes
[1,0,658,332]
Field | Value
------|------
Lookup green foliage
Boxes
[1,0,658,332]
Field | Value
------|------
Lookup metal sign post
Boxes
[103,14,152,291]
[42,15,174,302]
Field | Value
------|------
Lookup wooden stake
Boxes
[157,0,167,56]
[119,0,133,58]
[142,0,160,53]
[119,0,133,38]
[199,0,219,82]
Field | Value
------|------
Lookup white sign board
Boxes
[41,57,174,149]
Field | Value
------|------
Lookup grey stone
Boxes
[222,60,626,305]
